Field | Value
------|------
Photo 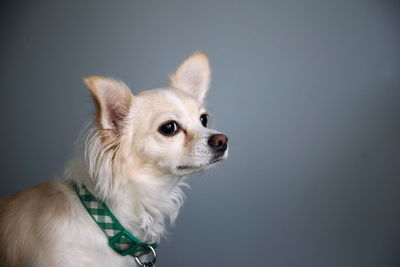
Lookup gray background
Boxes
[1,0,400,266]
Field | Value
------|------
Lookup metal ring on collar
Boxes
[133,245,157,267]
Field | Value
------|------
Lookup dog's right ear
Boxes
[84,76,133,131]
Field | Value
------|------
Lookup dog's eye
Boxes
[200,114,208,127]
[159,121,179,136]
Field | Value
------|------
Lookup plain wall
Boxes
[1,0,400,266]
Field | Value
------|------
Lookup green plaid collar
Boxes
[75,184,158,258]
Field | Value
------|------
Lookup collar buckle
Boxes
[133,245,157,267]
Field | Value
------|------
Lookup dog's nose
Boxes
[208,134,228,152]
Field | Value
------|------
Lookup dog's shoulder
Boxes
[0,179,74,266]
[0,179,73,219]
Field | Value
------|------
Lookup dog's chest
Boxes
[52,215,139,267]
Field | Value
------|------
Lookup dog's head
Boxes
[84,52,228,190]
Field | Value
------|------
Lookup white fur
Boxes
[0,52,228,267]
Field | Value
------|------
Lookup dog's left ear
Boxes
[170,51,211,103]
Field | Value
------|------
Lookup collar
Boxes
[75,184,158,258]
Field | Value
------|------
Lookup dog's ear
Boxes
[84,76,133,131]
[170,51,211,103]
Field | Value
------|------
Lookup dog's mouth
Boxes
[177,157,224,170]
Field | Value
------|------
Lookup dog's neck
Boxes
[106,172,187,244]
[65,155,187,244]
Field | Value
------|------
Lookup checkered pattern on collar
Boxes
[75,184,158,257]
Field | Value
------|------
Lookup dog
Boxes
[0,52,228,267]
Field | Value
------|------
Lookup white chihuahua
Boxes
[0,52,228,267]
